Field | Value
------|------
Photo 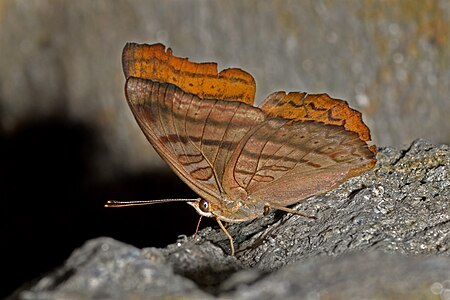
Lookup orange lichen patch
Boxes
[260,91,373,142]
[122,43,256,105]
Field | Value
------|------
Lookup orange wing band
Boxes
[122,43,256,105]
[260,92,374,145]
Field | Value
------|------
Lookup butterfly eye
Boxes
[199,199,209,212]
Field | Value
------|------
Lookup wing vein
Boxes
[229,121,268,189]
[244,120,287,189]
[255,122,318,175]
[170,86,191,172]
[157,84,176,154]
[259,139,339,189]
[200,99,217,152]
[251,120,296,177]
[214,102,239,171]
[184,95,224,195]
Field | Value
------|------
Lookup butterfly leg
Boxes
[264,204,317,220]
[215,217,235,256]
[193,215,203,241]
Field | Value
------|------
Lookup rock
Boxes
[17,238,213,300]
[225,252,450,299]
[13,140,450,299]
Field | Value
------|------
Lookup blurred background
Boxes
[0,0,448,297]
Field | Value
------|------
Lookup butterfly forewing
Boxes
[122,43,256,105]
[125,77,265,204]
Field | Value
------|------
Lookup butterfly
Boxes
[108,43,377,255]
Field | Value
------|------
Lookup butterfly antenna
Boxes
[105,198,199,207]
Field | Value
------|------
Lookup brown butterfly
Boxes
[108,43,376,255]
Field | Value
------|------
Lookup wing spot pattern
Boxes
[177,154,204,165]
[252,174,275,183]
[306,161,322,168]
[190,166,213,181]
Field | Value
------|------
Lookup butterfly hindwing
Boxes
[222,92,376,206]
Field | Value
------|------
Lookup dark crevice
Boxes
[0,116,200,298]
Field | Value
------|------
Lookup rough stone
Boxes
[17,238,213,300]
[14,140,450,299]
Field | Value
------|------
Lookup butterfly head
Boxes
[187,199,215,218]
[188,196,264,223]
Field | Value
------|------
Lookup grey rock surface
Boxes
[18,238,214,300]
[14,139,450,299]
